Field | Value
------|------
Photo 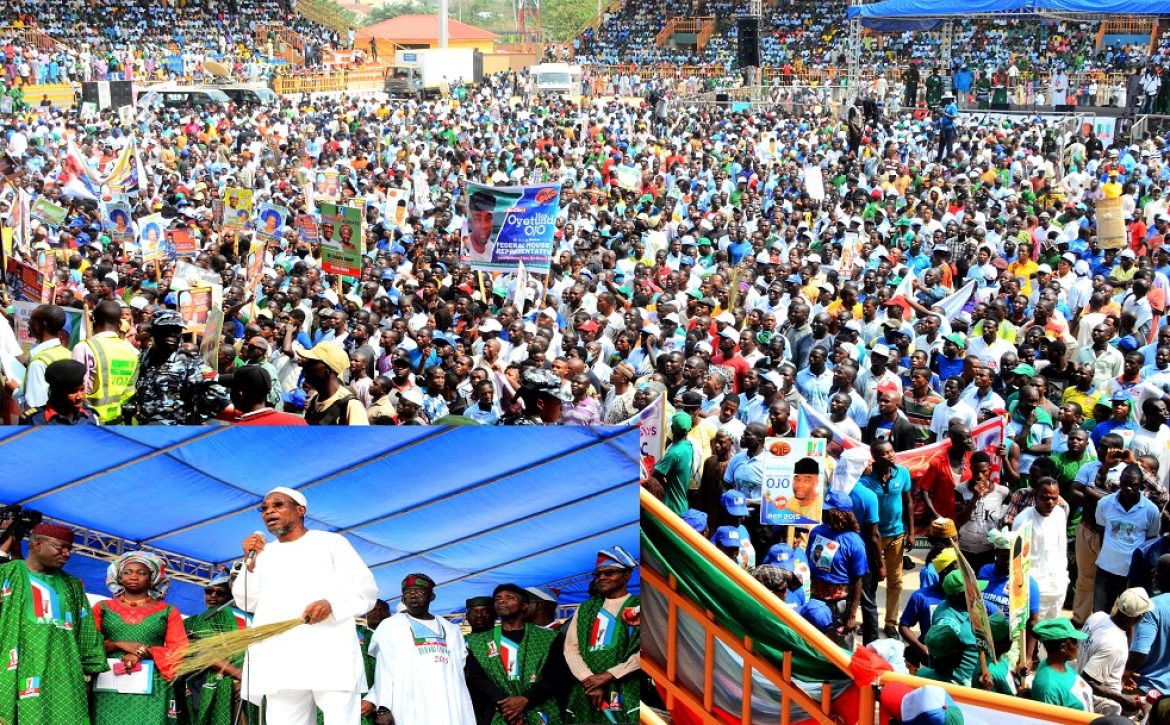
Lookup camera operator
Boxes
[0,504,43,562]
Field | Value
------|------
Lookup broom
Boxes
[173,618,305,678]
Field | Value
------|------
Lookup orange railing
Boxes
[642,489,1099,725]
[655,19,679,46]
[657,16,717,47]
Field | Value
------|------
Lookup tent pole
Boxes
[941,19,954,88]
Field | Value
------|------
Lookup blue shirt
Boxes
[805,524,868,585]
[1133,593,1170,693]
[858,467,912,538]
[724,450,765,500]
[899,584,947,636]
[850,484,880,529]
[978,563,1040,618]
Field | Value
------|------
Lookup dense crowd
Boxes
[4,0,1170,711]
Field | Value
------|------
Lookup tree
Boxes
[541,0,595,42]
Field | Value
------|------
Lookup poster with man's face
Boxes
[760,438,826,526]
[460,181,561,273]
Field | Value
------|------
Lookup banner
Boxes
[629,393,667,482]
[972,417,1006,486]
[30,198,67,228]
[803,166,825,201]
[295,214,318,246]
[255,202,289,240]
[103,200,134,244]
[36,251,55,304]
[178,287,213,334]
[4,257,43,303]
[935,279,978,321]
[138,214,166,261]
[223,187,253,230]
[200,309,225,373]
[316,170,340,200]
[955,547,996,676]
[13,301,87,352]
[383,188,409,228]
[319,202,363,277]
[166,228,198,257]
[1009,523,1032,669]
[1096,197,1126,250]
[461,182,561,273]
[244,233,266,299]
[761,438,827,526]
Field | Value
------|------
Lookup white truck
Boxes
[529,63,582,96]
[384,48,482,100]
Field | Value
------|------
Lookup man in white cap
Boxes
[1078,587,1152,714]
[525,586,565,631]
[235,487,379,724]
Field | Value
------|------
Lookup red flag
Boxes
[894,438,950,478]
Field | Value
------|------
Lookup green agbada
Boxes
[566,595,640,724]
[0,559,108,724]
[183,605,259,725]
[467,624,563,725]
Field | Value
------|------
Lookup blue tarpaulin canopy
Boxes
[0,426,639,616]
[847,0,1169,30]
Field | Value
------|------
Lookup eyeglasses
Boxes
[593,569,626,578]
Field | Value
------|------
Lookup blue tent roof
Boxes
[847,0,1169,28]
[0,426,639,615]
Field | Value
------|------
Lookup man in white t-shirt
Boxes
[930,376,978,442]
[1078,587,1153,715]
[1012,478,1069,620]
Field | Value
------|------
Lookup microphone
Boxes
[246,531,265,567]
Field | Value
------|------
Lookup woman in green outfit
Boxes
[93,552,188,724]
[1028,618,1093,711]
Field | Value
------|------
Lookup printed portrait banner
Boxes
[1009,524,1032,668]
[972,417,1006,486]
[223,187,254,231]
[178,287,213,334]
[4,258,44,304]
[255,202,289,240]
[383,188,409,229]
[37,250,56,304]
[629,393,667,482]
[461,182,561,273]
[200,309,225,373]
[1096,196,1126,250]
[295,214,318,246]
[30,198,67,228]
[760,438,827,526]
[316,170,340,200]
[138,214,167,261]
[104,200,135,243]
[14,301,86,352]
[166,228,198,258]
[318,202,363,278]
[244,234,266,299]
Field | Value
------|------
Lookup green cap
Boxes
[924,621,968,653]
[1033,617,1087,643]
[942,569,987,596]
[988,611,1010,641]
[639,194,654,204]
[671,411,693,434]
[1011,363,1036,377]
[943,332,967,350]
[697,237,712,247]
[895,218,912,228]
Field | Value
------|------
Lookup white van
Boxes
[530,63,582,96]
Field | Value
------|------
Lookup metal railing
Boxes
[293,0,355,34]
[271,65,388,95]
[642,489,1100,725]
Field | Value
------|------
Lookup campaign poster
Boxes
[178,287,213,334]
[166,227,198,257]
[956,548,997,675]
[244,233,266,299]
[973,417,1005,486]
[200,309,225,372]
[139,214,167,261]
[223,187,253,230]
[628,393,666,482]
[13,302,86,352]
[295,214,318,246]
[319,202,363,277]
[383,188,409,229]
[255,202,289,240]
[30,198,67,228]
[760,437,826,526]
[803,166,825,201]
[1009,524,1032,668]
[5,258,44,303]
[461,182,561,273]
[37,250,55,304]
[615,166,640,192]
[211,199,225,228]
[316,170,340,200]
[104,201,134,244]
[1096,197,1126,250]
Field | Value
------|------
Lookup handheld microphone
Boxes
[245,531,265,566]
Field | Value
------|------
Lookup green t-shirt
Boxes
[1030,661,1093,711]
[987,657,1017,695]
[929,605,980,687]
[654,439,694,516]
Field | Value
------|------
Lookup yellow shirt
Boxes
[1008,258,1038,295]
[1103,180,1123,199]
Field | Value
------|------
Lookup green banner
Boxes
[641,513,846,683]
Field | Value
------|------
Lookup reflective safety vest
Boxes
[26,343,70,385]
[83,335,139,423]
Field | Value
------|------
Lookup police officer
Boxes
[131,309,230,425]
[73,300,139,424]
[496,368,573,425]
[20,359,99,425]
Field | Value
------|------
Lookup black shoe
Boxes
[903,556,915,571]
[883,626,901,640]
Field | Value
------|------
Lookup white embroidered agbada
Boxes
[368,613,477,725]
[232,530,378,700]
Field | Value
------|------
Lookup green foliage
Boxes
[542,0,596,42]
[364,0,439,25]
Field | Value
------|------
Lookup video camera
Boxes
[0,504,45,560]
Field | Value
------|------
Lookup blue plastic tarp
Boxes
[0,426,640,616]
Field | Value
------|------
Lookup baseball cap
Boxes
[824,491,852,512]
[722,490,750,516]
[941,569,987,596]
[932,547,958,573]
[1011,363,1036,377]
[797,600,834,630]
[1113,587,1155,618]
[1033,617,1088,642]
[296,341,349,376]
[942,333,966,350]
[764,543,797,567]
[870,343,892,358]
[681,509,709,533]
[1120,249,1136,259]
[398,387,425,407]
[719,328,741,343]
[711,526,741,548]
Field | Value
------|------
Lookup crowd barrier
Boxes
[641,490,1098,725]
[270,66,388,95]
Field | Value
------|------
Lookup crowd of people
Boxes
[0,488,641,725]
